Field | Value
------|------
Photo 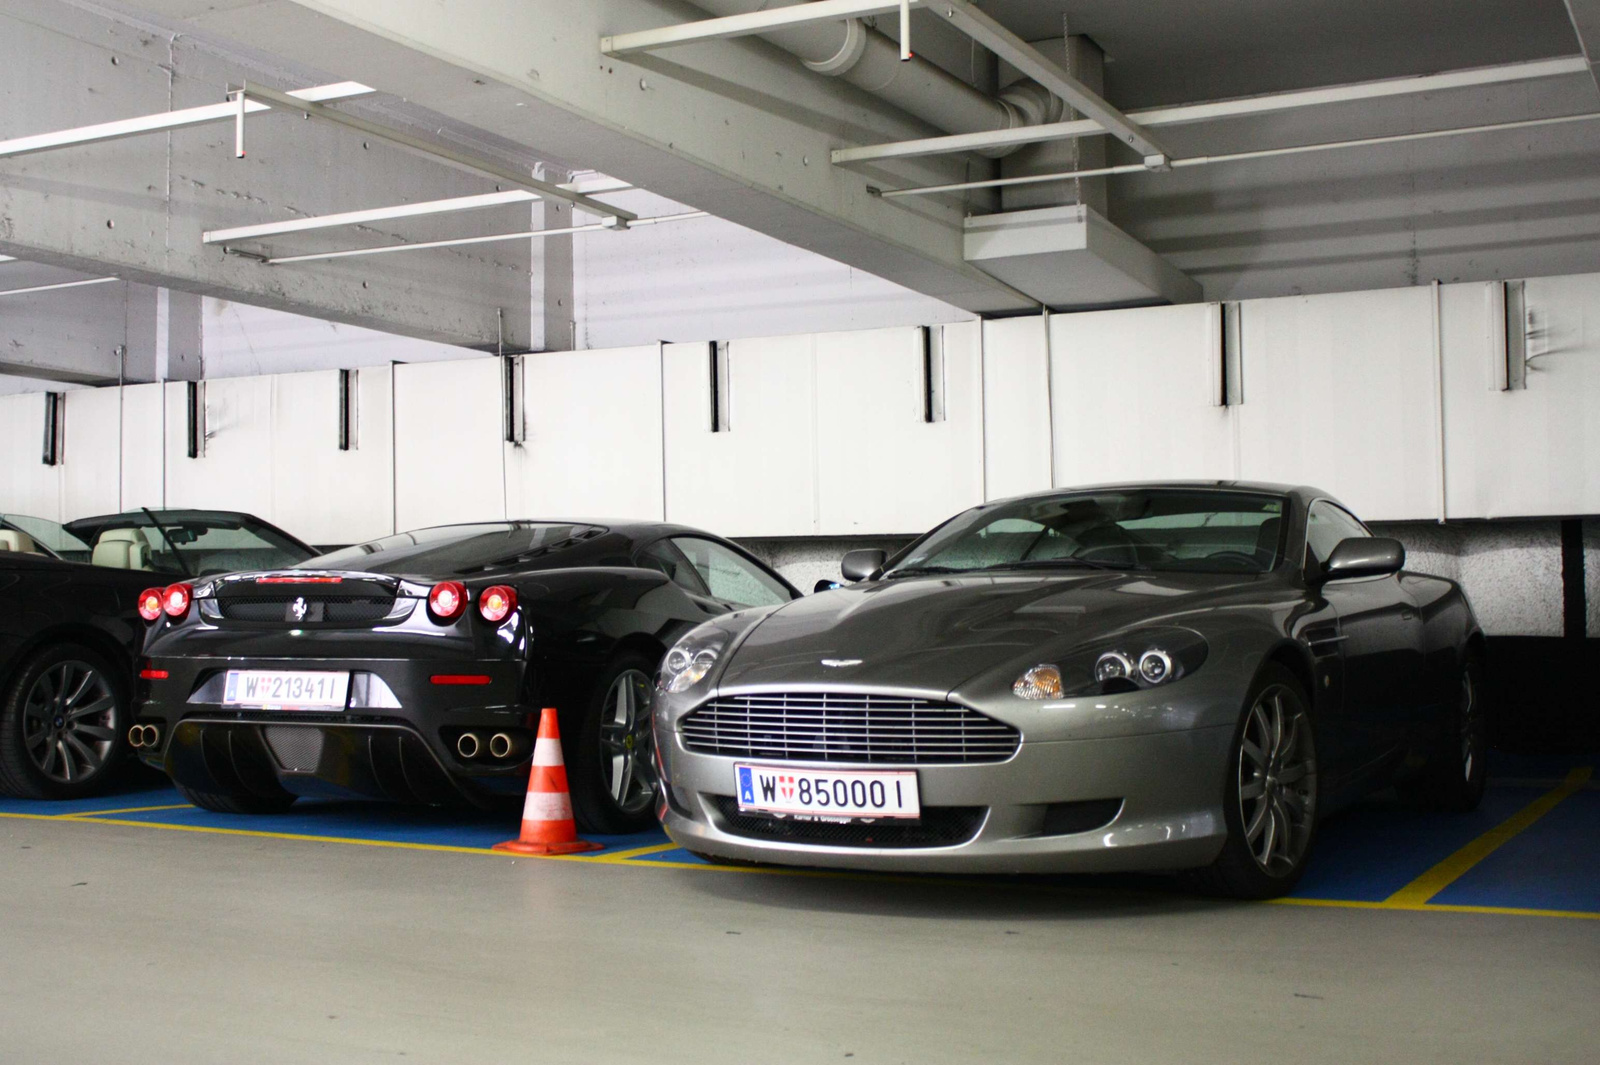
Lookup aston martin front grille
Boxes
[681,692,1020,765]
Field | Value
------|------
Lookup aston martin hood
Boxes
[720,571,1248,694]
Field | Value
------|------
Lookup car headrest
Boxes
[0,529,39,554]
[98,527,153,547]
[1255,517,1283,558]
[91,539,153,570]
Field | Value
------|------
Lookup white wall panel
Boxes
[1441,277,1600,518]
[814,324,983,534]
[392,358,505,532]
[1050,304,1234,489]
[62,387,123,519]
[119,384,166,511]
[1237,287,1440,521]
[982,316,1052,501]
[271,367,395,546]
[505,345,664,521]
[662,335,816,537]
[163,378,274,517]
[0,393,61,520]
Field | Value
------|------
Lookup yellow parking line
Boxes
[1271,896,1600,921]
[1385,766,1593,907]
[595,841,683,861]
[61,803,194,818]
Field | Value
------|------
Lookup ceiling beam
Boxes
[934,0,1172,163]
[1564,1,1600,91]
[834,56,1592,164]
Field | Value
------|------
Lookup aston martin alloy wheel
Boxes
[0,643,125,800]
[1237,681,1318,876]
[569,654,661,833]
[1189,664,1319,899]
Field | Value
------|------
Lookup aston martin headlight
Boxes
[659,630,730,694]
[1138,649,1172,685]
[1094,651,1134,684]
[1013,664,1065,700]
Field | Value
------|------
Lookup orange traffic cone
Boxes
[493,707,603,856]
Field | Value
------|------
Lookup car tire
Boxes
[566,652,662,834]
[0,642,127,800]
[1398,654,1487,813]
[1185,663,1320,900]
[173,779,297,815]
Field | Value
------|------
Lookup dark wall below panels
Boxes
[1485,637,1600,754]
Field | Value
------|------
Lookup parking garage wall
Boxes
[4,273,1600,638]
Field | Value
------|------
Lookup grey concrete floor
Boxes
[1,817,1595,1065]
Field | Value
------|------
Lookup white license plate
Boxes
[222,670,350,710]
[734,763,920,822]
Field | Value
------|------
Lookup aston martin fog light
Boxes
[1094,651,1134,684]
[1014,664,1065,700]
[1138,649,1173,684]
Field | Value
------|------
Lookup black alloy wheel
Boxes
[0,643,125,800]
[1187,664,1320,899]
[567,652,661,834]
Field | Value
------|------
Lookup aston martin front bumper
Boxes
[657,703,1236,875]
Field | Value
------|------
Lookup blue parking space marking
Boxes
[0,783,182,817]
[1290,787,1544,902]
[1429,790,1600,913]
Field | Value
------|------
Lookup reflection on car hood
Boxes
[720,571,1259,693]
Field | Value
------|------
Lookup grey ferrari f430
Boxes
[654,483,1485,898]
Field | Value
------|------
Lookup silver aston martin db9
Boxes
[653,483,1485,898]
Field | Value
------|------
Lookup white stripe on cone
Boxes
[532,740,565,767]
[522,789,574,823]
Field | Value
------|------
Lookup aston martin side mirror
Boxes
[840,549,887,583]
[1321,538,1405,582]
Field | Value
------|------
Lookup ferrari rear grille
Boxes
[681,693,1020,765]
[214,594,398,623]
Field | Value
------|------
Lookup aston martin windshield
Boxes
[303,522,607,575]
[887,489,1287,576]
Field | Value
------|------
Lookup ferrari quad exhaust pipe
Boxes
[488,732,527,760]
[456,732,482,760]
[127,724,161,748]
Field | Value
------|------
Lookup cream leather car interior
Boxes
[91,527,154,570]
[0,529,41,554]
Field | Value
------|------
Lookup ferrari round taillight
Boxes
[137,587,165,622]
[162,583,192,619]
[478,585,517,623]
[427,581,468,623]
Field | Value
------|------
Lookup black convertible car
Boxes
[0,510,313,799]
[133,520,799,831]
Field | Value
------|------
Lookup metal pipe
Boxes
[687,1,1031,155]
[835,55,1591,164]
[457,733,481,759]
[0,82,373,160]
[877,110,1600,197]
[488,732,527,760]
[127,725,145,748]
[0,276,120,298]
[262,211,708,266]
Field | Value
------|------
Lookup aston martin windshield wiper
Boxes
[882,565,967,579]
[980,557,1134,573]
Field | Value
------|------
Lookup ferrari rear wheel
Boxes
[0,643,126,800]
[568,653,661,834]
[1187,664,1319,900]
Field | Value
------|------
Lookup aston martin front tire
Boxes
[173,780,297,815]
[567,652,661,834]
[1187,664,1320,900]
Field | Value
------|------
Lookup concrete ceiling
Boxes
[5,0,1600,355]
